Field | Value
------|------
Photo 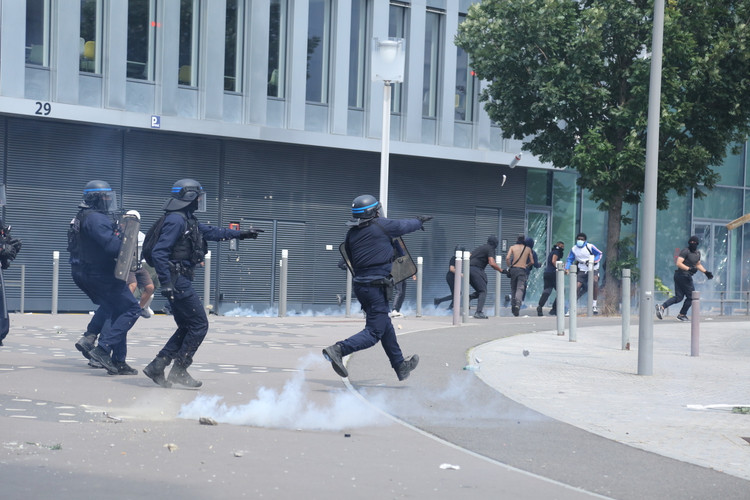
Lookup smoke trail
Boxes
[178,354,389,431]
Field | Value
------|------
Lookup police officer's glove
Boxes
[9,238,21,253]
[0,244,16,260]
[416,215,433,229]
[688,266,698,275]
[160,286,175,301]
[704,271,714,280]
[238,228,263,240]
[0,259,9,270]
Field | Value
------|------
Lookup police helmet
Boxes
[350,194,381,220]
[163,178,206,212]
[82,180,118,213]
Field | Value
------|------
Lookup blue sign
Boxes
[151,115,161,128]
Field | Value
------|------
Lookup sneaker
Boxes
[433,297,440,306]
[676,314,689,322]
[322,344,348,378]
[655,304,664,320]
[473,311,488,319]
[396,354,419,381]
[536,305,543,317]
[549,309,557,316]
[564,311,570,317]
[389,310,404,318]
[504,294,511,306]
[512,306,520,317]
[592,305,599,315]
[336,294,343,306]
[140,307,154,318]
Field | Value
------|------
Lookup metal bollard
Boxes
[345,268,352,318]
[587,257,594,316]
[691,290,700,356]
[556,261,565,335]
[568,264,577,341]
[20,264,25,314]
[462,251,471,322]
[416,256,423,318]
[278,249,288,317]
[453,250,462,326]
[203,251,212,312]
[494,254,502,317]
[621,268,630,350]
[52,251,59,315]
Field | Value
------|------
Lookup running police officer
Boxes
[143,179,261,388]
[69,180,141,375]
[322,195,430,381]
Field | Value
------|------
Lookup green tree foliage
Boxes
[456,0,750,314]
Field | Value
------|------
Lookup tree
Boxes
[455,0,750,315]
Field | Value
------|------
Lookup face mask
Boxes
[576,240,585,248]
[688,242,698,251]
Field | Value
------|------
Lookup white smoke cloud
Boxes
[177,354,389,431]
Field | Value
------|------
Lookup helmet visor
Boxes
[195,191,206,212]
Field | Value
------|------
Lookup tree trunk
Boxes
[602,195,624,316]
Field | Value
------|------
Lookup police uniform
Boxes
[0,218,21,345]
[143,179,259,388]
[323,195,429,381]
[70,181,141,375]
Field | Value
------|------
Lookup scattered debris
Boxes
[523,350,530,357]
[233,451,243,457]
[199,417,218,426]
[344,433,351,438]
[732,407,750,414]
[439,463,460,470]
[742,437,750,445]
[103,412,122,423]
[164,443,178,452]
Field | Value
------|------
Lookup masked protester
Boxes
[564,232,603,314]
[656,236,713,322]
[0,186,22,346]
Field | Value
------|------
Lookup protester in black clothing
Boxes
[433,246,478,309]
[656,235,713,321]
[538,241,564,316]
[0,187,22,346]
[468,236,503,319]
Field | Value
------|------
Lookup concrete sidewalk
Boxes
[473,318,750,480]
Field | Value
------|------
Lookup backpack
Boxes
[141,214,168,267]
[67,209,90,259]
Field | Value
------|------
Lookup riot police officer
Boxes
[69,180,141,375]
[143,179,261,388]
[0,186,22,346]
[322,195,430,381]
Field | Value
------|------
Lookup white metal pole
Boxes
[203,250,212,312]
[278,249,288,317]
[453,250,462,325]
[52,251,59,314]
[379,82,391,217]
[462,251,471,321]
[416,256,423,317]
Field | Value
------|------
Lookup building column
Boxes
[286,0,308,130]
[155,0,180,116]
[328,0,351,136]
[245,0,270,125]
[51,1,80,104]
[103,0,127,110]
[366,0,389,140]
[200,0,226,120]
[438,1,458,147]
[0,0,26,98]
[404,0,426,144]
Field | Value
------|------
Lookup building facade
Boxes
[0,0,747,314]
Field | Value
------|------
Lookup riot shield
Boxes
[114,213,141,281]
[389,237,417,284]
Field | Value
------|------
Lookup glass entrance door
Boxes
[692,221,730,297]
[526,210,550,305]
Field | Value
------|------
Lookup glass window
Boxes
[224,0,243,92]
[80,0,102,73]
[526,169,552,206]
[693,186,743,220]
[127,0,157,80]
[422,10,441,118]
[714,142,744,186]
[306,0,331,103]
[388,3,408,113]
[178,0,200,86]
[455,15,475,121]
[268,0,288,98]
[26,0,50,66]
[348,0,367,108]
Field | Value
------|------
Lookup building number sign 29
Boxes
[35,101,52,116]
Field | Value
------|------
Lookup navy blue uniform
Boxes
[338,217,422,369]
[151,210,242,366]
[71,209,140,362]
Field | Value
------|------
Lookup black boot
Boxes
[144,356,172,388]
[168,361,202,388]
[396,354,419,381]
[115,361,138,375]
[322,344,348,378]
[75,334,97,360]
[88,346,118,375]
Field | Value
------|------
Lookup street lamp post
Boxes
[371,37,405,217]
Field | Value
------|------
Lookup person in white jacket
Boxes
[565,232,603,314]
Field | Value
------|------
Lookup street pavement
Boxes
[0,309,748,499]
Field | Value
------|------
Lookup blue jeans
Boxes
[339,282,404,369]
